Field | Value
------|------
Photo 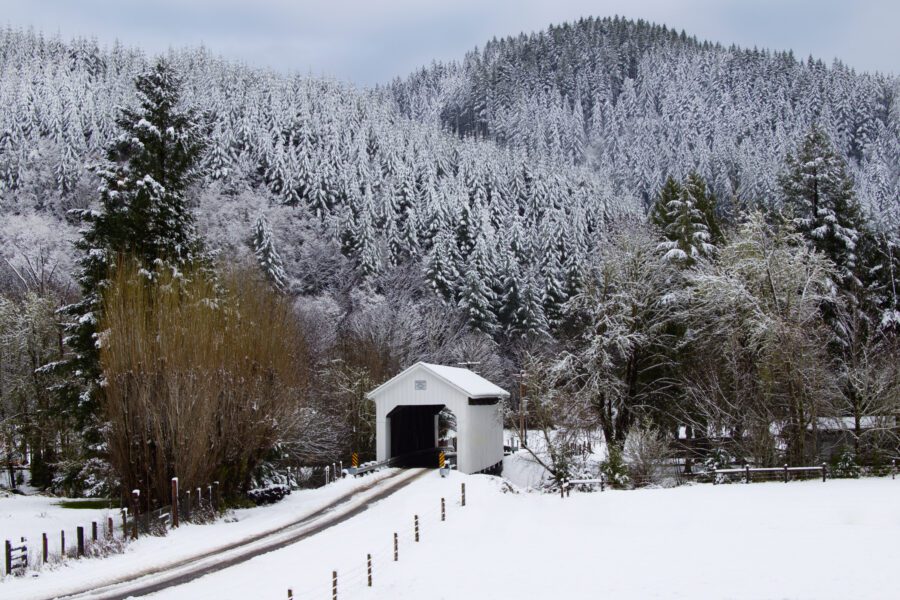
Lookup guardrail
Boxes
[351,448,442,477]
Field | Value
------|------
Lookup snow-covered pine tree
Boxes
[458,235,499,335]
[61,58,206,422]
[649,176,681,231]
[251,214,288,291]
[538,236,567,328]
[651,175,715,266]
[684,171,724,246]
[458,268,499,335]
[424,230,461,303]
[512,274,550,339]
[496,248,522,330]
[780,125,868,295]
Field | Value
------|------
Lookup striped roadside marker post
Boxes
[439,451,448,477]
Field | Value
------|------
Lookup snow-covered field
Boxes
[157,473,898,600]
[0,493,117,558]
[3,471,898,599]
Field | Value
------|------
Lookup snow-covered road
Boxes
[1,469,423,600]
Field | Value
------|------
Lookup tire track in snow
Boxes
[41,468,429,600]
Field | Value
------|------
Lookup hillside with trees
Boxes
[0,17,898,500]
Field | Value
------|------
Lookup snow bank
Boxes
[501,451,550,490]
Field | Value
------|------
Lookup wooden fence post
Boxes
[893,459,896,480]
[92,521,98,542]
[783,464,788,483]
[441,497,446,521]
[213,481,220,511]
[171,478,179,528]
[5,539,11,576]
[60,530,65,558]
[745,464,750,484]
[107,517,113,539]
[131,489,140,540]
[461,483,466,506]
[287,589,293,599]
[367,553,372,587]
[42,532,48,564]
[822,463,827,482]
[414,515,419,542]
[77,526,85,557]
[121,509,127,538]
[393,532,398,561]
[185,489,192,521]
[332,570,338,600]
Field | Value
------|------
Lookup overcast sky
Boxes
[2,0,897,85]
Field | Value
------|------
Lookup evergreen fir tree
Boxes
[61,58,206,423]
[511,275,550,339]
[251,214,288,291]
[780,125,867,293]
[458,235,499,334]
[651,175,714,266]
[684,171,724,246]
[649,176,681,230]
[497,249,523,329]
[424,230,460,303]
[458,268,499,335]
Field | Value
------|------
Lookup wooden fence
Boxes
[2,477,221,578]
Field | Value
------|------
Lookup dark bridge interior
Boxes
[389,404,444,467]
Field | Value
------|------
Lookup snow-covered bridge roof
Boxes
[367,361,509,400]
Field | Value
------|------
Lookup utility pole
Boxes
[456,361,481,374]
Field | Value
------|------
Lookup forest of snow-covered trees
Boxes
[0,16,898,499]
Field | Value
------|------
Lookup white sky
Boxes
[2,0,897,85]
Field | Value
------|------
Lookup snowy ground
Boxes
[143,473,897,600]
[1,469,404,597]
[3,471,898,599]
[0,493,117,558]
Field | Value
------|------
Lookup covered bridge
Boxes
[368,362,508,474]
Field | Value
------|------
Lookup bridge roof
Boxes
[367,361,509,400]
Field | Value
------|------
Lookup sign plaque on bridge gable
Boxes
[414,380,427,391]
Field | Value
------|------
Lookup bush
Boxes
[600,445,630,488]
[50,457,117,498]
[831,446,860,479]
[701,448,733,484]
[623,424,672,487]
[247,483,290,505]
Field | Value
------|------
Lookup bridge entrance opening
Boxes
[388,404,446,467]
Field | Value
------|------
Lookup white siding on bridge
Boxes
[367,362,508,474]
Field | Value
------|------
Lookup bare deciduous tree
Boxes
[100,259,312,503]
